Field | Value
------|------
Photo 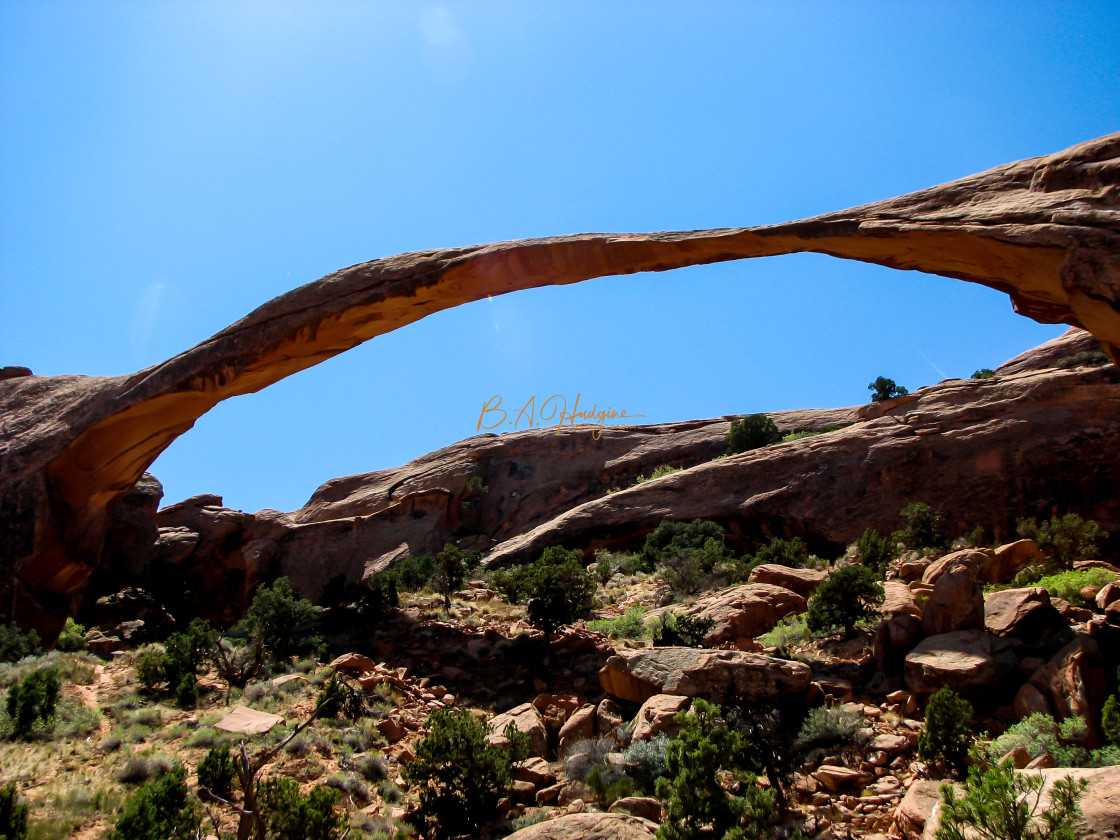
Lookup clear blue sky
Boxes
[3,2,1118,514]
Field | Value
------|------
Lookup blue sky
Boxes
[2,2,1118,514]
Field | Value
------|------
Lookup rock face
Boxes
[921,569,985,636]
[746,564,826,597]
[904,630,1019,698]
[1036,765,1120,840]
[598,647,812,704]
[504,812,659,840]
[984,587,1063,640]
[3,133,1120,639]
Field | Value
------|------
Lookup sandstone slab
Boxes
[505,812,659,840]
[746,564,826,597]
[904,630,1018,698]
[630,694,689,743]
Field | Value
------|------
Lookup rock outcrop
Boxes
[504,812,660,840]
[4,132,1120,638]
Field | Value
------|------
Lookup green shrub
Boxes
[163,618,214,686]
[806,566,884,638]
[56,618,88,652]
[655,699,776,840]
[0,782,29,840]
[1033,568,1115,608]
[403,709,517,839]
[174,674,198,709]
[622,735,672,792]
[725,414,782,455]
[971,368,996,379]
[1104,679,1120,748]
[524,547,595,635]
[894,502,946,550]
[650,612,714,648]
[586,766,636,806]
[197,746,236,800]
[758,614,811,650]
[587,606,649,639]
[918,687,973,775]
[868,376,908,402]
[108,765,200,840]
[854,528,897,574]
[1016,514,1106,571]
[984,713,1119,768]
[564,735,617,782]
[639,519,728,574]
[392,552,438,592]
[6,665,61,738]
[243,577,318,661]
[753,535,814,569]
[1056,350,1110,368]
[257,776,344,840]
[633,465,683,486]
[0,625,40,664]
[431,543,481,610]
[794,706,866,755]
[657,537,727,594]
[134,645,169,691]
[935,761,1087,840]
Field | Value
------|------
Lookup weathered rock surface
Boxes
[4,133,1120,638]
[881,581,923,618]
[599,647,812,704]
[984,587,1064,640]
[1036,765,1120,840]
[997,327,1107,375]
[893,779,944,840]
[905,630,1019,698]
[874,614,925,673]
[677,583,806,646]
[630,694,690,743]
[921,569,985,636]
[1029,636,1108,735]
[746,564,826,597]
[504,812,659,840]
[488,703,550,759]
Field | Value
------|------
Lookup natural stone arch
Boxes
[1,132,1117,638]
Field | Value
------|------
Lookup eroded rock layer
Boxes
[2,133,1119,637]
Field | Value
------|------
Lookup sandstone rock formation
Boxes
[673,583,807,646]
[3,133,1119,638]
[504,812,660,840]
[598,647,812,704]
[904,630,1019,699]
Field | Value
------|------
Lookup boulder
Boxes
[904,630,1018,698]
[814,765,876,794]
[681,584,806,646]
[596,697,625,735]
[513,757,556,787]
[1035,765,1120,840]
[505,812,659,840]
[630,694,689,743]
[557,705,596,757]
[893,779,946,840]
[608,797,662,822]
[1029,636,1108,736]
[984,587,1064,640]
[990,540,1046,583]
[874,614,924,672]
[920,549,994,586]
[921,569,985,635]
[746,564,826,597]
[329,652,379,672]
[488,703,550,759]
[881,580,923,618]
[599,647,812,705]
[1095,581,1120,610]
[1013,683,1053,718]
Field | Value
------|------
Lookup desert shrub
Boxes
[6,665,61,738]
[565,735,617,781]
[1104,678,1120,748]
[655,699,776,840]
[134,645,169,690]
[725,698,805,809]
[752,535,814,569]
[524,546,595,635]
[316,675,368,721]
[108,764,200,840]
[1016,514,1106,571]
[633,465,683,486]
[257,776,344,840]
[211,634,265,688]
[587,606,649,639]
[650,612,714,648]
[351,753,389,782]
[51,696,101,738]
[586,766,635,806]
[868,376,908,402]
[1033,568,1116,608]
[197,746,235,799]
[854,528,897,574]
[623,735,672,791]
[639,519,729,574]
[894,502,946,550]
[0,782,29,840]
[324,773,369,802]
[794,706,866,756]
[725,414,782,455]
[806,566,885,638]
[984,713,1119,767]
[758,613,811,650]
[935,761,1086,840]
[657,536,727,594]
[0,625,40,664]
[118,754,174,784]
[1056,350,1110,368]
[402,708,517,840]
[174,674,198,709]
[242,577,318,661]
[392,552,438,592]
[163,618,214,683]
[56,618,88,652]
[971,368,996,379]
[432,543,481,610]
[918,687,973,775]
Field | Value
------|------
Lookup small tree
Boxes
[972,368,996,379]
[56,617,89,652]
[524,546,595,635]
[0,782,29,840]
[403,709,517,839]
[1016,514,1105,571]
[936,762,1087,840]
[256,777,344,840]
[640,519,728,572]
[6,666,61,738]
[806,566,885,638]
[108,765,201,840]
[0,624,40,664]
[432,543,480,611]
[894,502,946,550]
[868,376,908,402]
[754,536,813,569]
[725,414,782,455]
[655,699,776,840]
[918,687,973,776]
[198,746,236,800]
[853,528,897,575]
[242,577,317,661]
